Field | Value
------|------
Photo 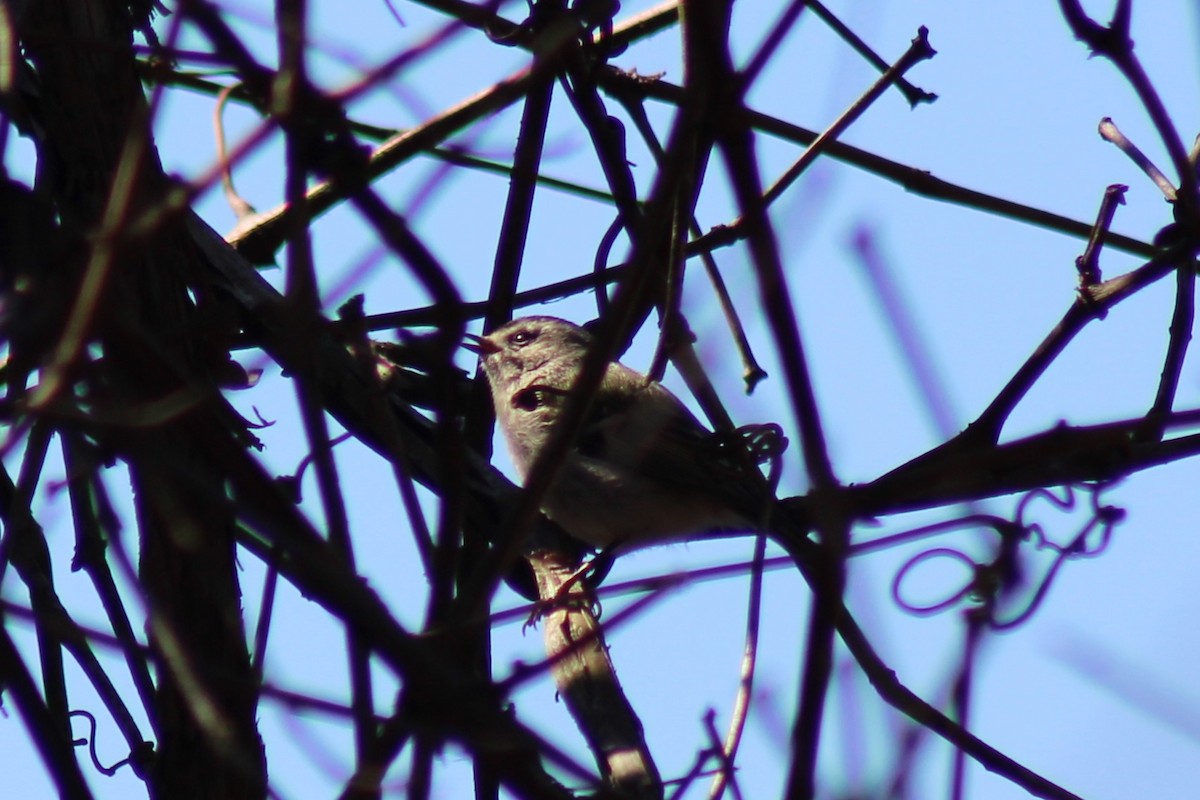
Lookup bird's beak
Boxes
[462,333,500,356]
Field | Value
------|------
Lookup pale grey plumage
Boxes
[470,316,776,551]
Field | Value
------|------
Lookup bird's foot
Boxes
[522,548,614,630]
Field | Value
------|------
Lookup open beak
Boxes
[462,332,500,356]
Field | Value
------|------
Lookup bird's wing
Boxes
[580,364,775,519]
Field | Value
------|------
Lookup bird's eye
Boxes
[513,387,544,411]
[508,329,537,347]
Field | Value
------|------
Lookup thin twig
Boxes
[597,68,1157,260]
[0,623,95,800]
[967,241,1189,447]
[275,2,381,780]
[762,26,936,208]
[833,607,1082,800]
[808,0,936,107]
[61,435,159,743]
[703,709,745,800]
[612,87,767,392]
[949,616,985,800]
[1060,0,1197,216]
[214,83,257,220]
[1142,257,1195,442]
[694,3,845,793]
[1075,183,1128,290]
[1099,117,1176,202]
[741,0,811,89]
[5,458,156,778]
[708,531,768,800]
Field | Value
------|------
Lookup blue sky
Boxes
[4,1,1200,798]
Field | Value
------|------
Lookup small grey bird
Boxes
[468,316,788,552]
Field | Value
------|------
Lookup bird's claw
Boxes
[523,559,604,630]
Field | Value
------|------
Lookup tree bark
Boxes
[18,2,267,797]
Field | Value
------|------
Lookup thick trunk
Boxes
[19,2,267,797]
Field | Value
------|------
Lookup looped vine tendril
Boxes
[891,547,978,615]
[885,482,1125,629]
[69,709,151,777]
